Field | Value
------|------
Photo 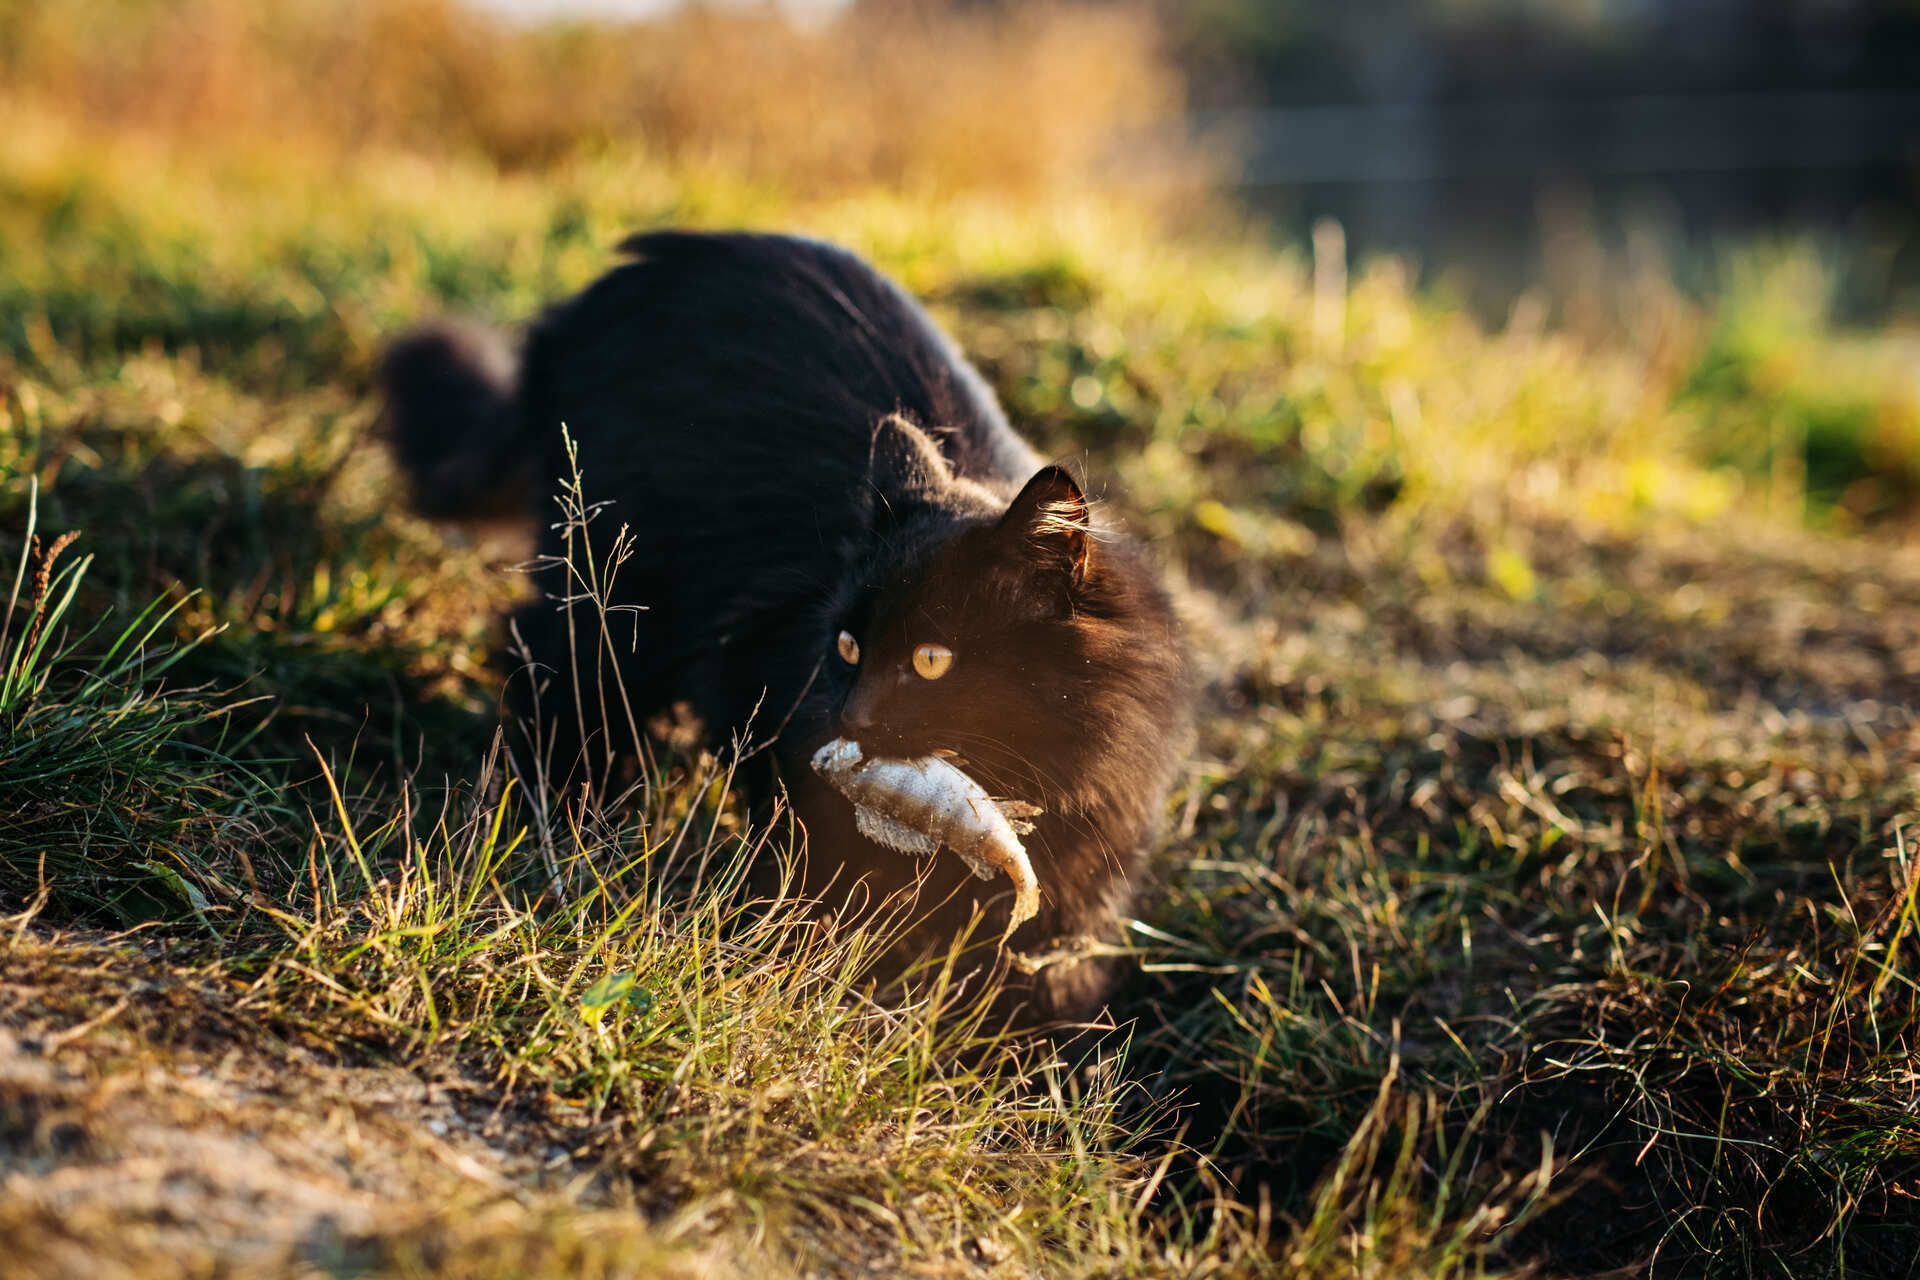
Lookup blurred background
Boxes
[1189,0,1920,323]
[3,0,1920,531]
[9,0,1918,317]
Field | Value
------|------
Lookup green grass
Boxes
[2,102,1918,1278]
[0,480,276,923]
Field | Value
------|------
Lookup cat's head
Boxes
[827,441,1185,821]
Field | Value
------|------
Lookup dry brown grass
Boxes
[0,0,1191,196]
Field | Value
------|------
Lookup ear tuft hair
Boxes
[1001,465,1093,583]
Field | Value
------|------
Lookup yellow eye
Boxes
[912,643,954,680]
[836,630,860,665]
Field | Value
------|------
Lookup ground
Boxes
[3,103,1919,1278]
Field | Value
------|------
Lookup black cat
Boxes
[380,231,1191,1024]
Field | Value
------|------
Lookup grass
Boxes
[2,86,1919,1278]
[0,479,273,923]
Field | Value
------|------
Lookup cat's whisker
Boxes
[935,730,1120,860]
[939,729,1079,802]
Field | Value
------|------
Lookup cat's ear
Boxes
[867,413,952,526]
[1000,465,1092,584]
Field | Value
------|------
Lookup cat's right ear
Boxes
[999,465,1092,586]
[867,413,952,527]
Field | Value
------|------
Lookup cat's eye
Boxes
[912,643,954,680]
[836,630,861,665]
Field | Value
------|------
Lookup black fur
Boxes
[380,231,1192,1024]
[379,318,526,521]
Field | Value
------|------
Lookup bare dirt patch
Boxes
[0,925,729,1280]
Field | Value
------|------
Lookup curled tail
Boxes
[378,319,534,521]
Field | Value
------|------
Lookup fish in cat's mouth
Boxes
[810,737,1041,933]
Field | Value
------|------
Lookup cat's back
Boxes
[495,231,1047,750]
[519,231,1038,498]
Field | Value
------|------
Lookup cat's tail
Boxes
[377,319,534,522]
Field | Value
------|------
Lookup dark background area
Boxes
[1152,0,1920,319]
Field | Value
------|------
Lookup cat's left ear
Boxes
[1000,465,1092,585]
[867,413,953,529]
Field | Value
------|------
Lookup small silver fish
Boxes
[810,737,1041,932]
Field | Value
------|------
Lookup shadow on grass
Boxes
[10,425,501,777]
[1106,705,1920,1276]
[1,424,507,926]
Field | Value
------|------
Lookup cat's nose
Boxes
[840,685,879,735]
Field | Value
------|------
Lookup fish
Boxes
[809,737,1041,933]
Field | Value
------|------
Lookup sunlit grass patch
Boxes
[47,734,1255,1277]
[0,483,273,923]
[1682,246,1920,525]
